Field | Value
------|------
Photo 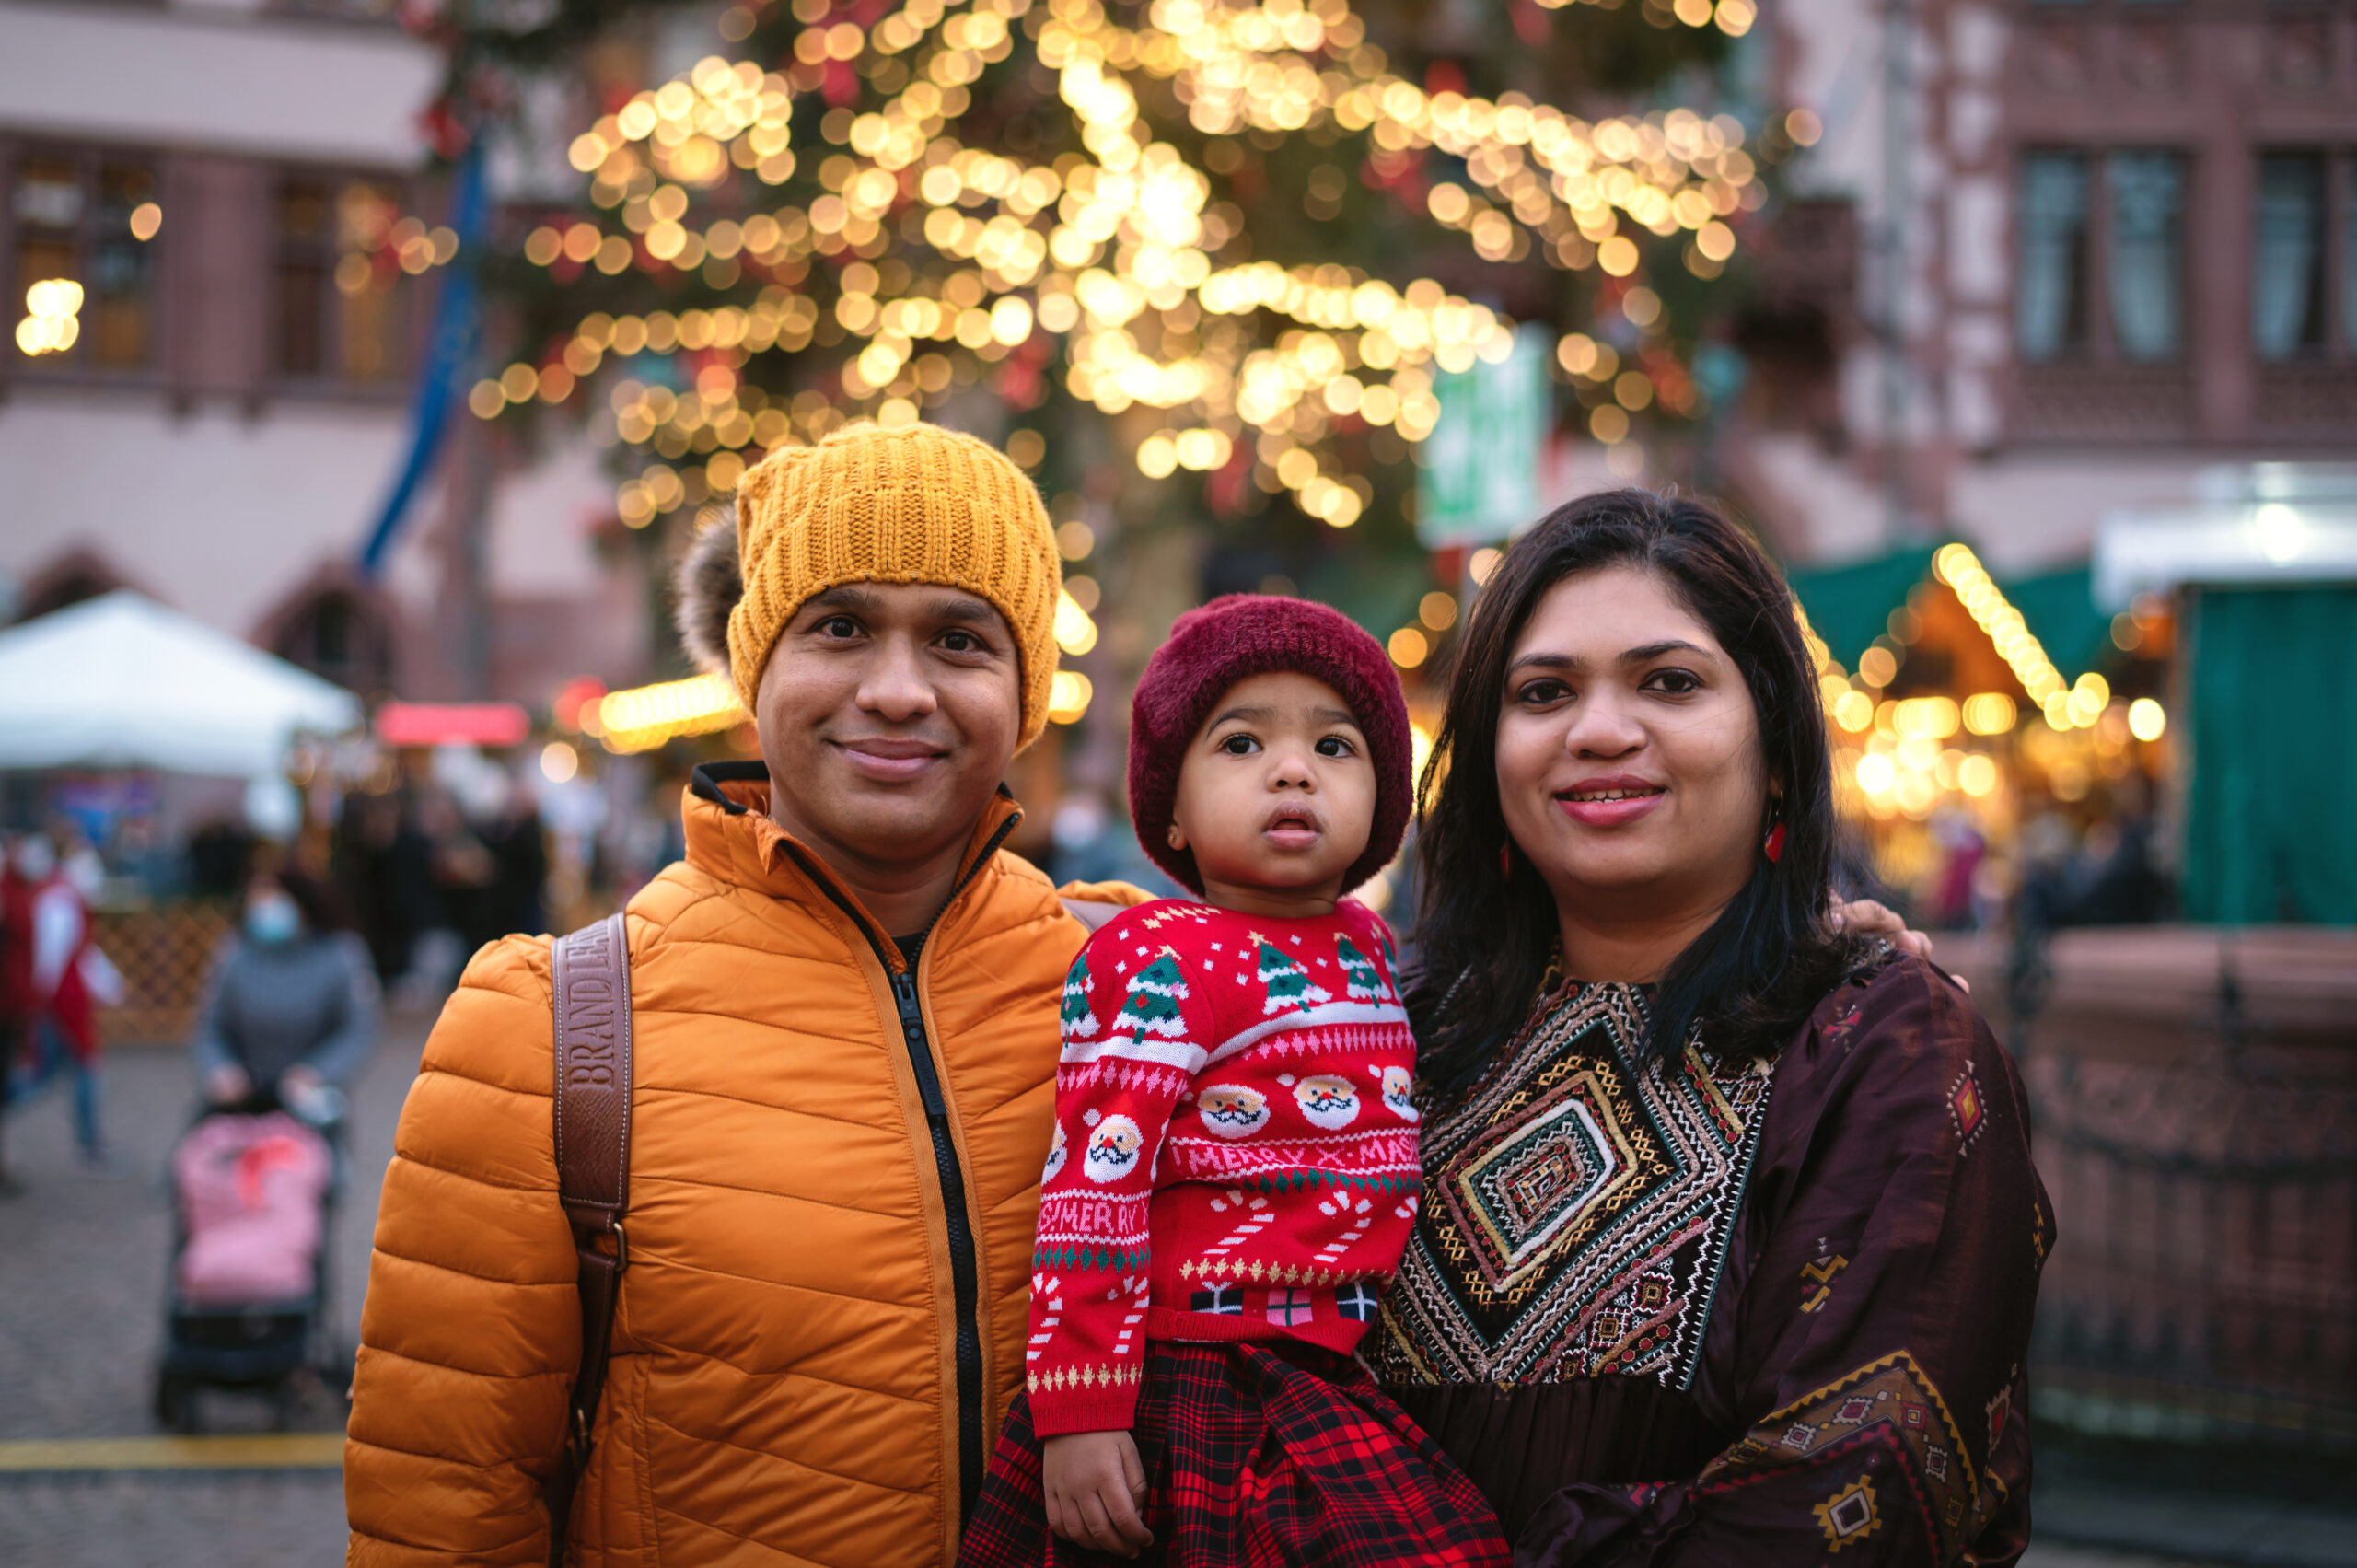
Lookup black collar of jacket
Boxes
[689,760,1021,817]
[690,759,769,815]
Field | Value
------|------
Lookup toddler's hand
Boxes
[1041,1429,1152,1557]
[1830,895,1958,981]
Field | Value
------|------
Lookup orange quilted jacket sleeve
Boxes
[345,934,578,1566]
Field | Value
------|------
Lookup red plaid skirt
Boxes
[958,1340,1508,1568]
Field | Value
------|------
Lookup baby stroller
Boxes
[152,1093,345,1432]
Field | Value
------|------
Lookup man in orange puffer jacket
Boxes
[344,424,1146,1567]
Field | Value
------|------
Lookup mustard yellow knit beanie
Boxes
[726,423,1062,749]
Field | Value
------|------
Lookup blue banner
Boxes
[359,143,487,575]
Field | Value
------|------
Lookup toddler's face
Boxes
[1167,670,1376,903]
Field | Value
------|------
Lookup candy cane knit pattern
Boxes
[1025,896,1423,1437]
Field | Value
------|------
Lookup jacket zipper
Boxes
[784,811,1017,1526]
[890,967,987,1524]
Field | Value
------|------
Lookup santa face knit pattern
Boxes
[1024,896,1422,1438]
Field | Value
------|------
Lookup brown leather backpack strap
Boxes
[545,912,633,1568]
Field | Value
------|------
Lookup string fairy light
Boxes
[470,0,1763,530]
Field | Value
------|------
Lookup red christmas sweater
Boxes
[1024,897,1422,1435]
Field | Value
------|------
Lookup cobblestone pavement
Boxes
[2,1471,348,1568]
[0,1013,428,1562]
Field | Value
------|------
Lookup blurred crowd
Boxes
[0,752,565,1191]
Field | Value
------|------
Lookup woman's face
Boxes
[1495,564,1769,920]
[246,878,302,942]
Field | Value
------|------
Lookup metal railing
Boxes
[2011,929,2357,1449]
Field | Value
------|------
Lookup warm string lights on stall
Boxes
[591,673,744,753]
[467,0,1775,531]
[1808,546,2172,824]
[1805,590,2007,819]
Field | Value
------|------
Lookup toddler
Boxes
[960,596,1505,1566]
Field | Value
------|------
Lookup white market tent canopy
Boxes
[2096,462,2357,608]
[0,590,361,781]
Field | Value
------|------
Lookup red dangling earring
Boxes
[1499,841,1514,878]
[1763,821,1786,864]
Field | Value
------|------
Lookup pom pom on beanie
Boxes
[1128,595,1412,896]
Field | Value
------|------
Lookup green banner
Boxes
[1416,326,1549,548]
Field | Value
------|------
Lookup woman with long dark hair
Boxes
[1368,491,2049,1564]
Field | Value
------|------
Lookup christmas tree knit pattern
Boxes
[1256,940,1332,1016]
[1025,897,1424,1436]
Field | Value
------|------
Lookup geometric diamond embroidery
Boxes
[1705,1352,1981,1562]
[1370,981,1772,1390]
[1948,1064,1986,1151]
[1814,1477,1883,1552]
[1800,1252,1849,1314]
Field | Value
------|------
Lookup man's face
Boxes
[756,581,1024,877]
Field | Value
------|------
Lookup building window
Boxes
[2345,157,2357,355]
[2017,148,2190,366]
[273,175,408,384]
[9,150,160,370]
[2254,153,2327,362]
[2107,151,2185,362]
[272,587,396,693]
[2018,152,2090,361]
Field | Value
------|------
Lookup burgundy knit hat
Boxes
[1129,594,1413,896]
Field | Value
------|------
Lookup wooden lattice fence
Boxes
[89,903,234,1048]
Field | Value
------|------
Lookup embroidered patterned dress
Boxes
[960,898,1505,1567]
[1368,952,2052,1566]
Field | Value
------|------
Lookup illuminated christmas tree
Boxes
[435,0,1779,652]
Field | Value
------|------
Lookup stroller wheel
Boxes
[153,1372,199,1434]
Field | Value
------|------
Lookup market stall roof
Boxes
[0,591,361,779]
[1786,543,2109,680]
[1784,544,1938,670]
[2096,464,2357,608]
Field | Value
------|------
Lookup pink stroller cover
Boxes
[173,1112,332,1306]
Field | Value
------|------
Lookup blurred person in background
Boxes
[462,768,549,949]
[0,835,33,1194]
[188,818,261,901]
[110,814,180,900]
[334,789,438,988]
[5,829,125,1178]
[193,868,381,1121]
[1926,808,1988,931]
[405,782,493,997]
